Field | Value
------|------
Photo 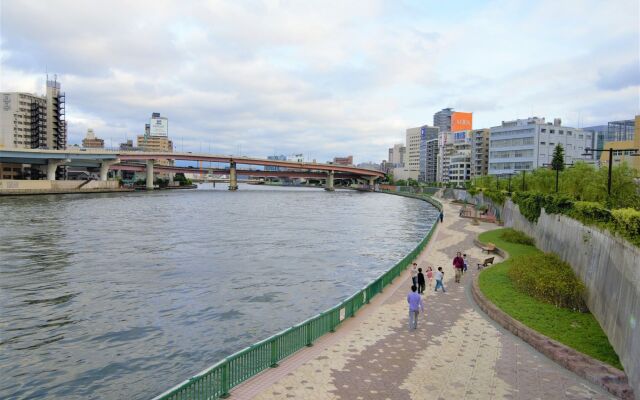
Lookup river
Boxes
[0,185,438,399]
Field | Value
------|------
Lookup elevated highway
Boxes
[0,148,384,191]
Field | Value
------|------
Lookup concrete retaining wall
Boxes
[502,199,640,396]
[0,179,120,194]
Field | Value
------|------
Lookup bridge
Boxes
[0,148,384,191]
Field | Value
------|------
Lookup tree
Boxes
[551,144,565,171]
[395,179,407,186]
[407,178,418,187]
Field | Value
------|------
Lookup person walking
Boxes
[407,285,424,330]
[453,252,464,283]
[417,268,426,294]
[439,211,444,222]
[410,263,418,287]
[426,266,434,287]
[434,267,446,292]
[463,254,469,274]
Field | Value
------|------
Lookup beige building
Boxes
[136,135,173,153]
[1,79,66,178]
[82,129,104,148]
[471,129,490,178]
[402,127,421,180]
[599,115,640,171]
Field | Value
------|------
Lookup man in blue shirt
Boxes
[407,285,424,330]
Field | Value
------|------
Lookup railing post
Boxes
[220,361,230,398]
[270,339,279,367]
[330,310,337,332]
[306,322,313,346]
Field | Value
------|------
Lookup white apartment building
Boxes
[488,117,592,175]
[387,143,405,167]
[436,131,473,186]
[471,129,490,178]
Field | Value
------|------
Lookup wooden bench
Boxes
[480,242,496,254]
[477,257,495,270]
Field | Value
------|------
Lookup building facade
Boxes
[387,144,405,167]
[488,117,592,175]
[599,115,640,172]
[433,108,473,133]
[607,119,635,142]
[417,125,439,183]
[333,155,353,165]
[81,129,104,148]
[0,78,66,150]
[266,154,287,171]
[471,129,490,178]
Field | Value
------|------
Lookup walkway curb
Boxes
[470,245,634,399]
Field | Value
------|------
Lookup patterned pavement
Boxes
[231,198,615,400]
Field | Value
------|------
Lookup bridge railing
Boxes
[152,195,442,400]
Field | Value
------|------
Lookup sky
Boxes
[1,0,639,163]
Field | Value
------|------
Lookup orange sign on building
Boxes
[451,112,473,132]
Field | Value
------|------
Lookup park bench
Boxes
[480,242,496,254]
[477,257,495,270]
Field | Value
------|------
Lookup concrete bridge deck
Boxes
[230,198,614,400]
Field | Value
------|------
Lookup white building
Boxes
[488,117,592,175]
[387,143,405,167]
[436,131,472,186]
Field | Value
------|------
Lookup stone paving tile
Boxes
[235,198,615,400]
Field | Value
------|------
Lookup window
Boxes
[550,130,555,133]
[540,141,546,145]
[541,128,546,133]
[578,134,583,139]
[549,142,555,146]
[567,131,572,136]
[559,130,564,135]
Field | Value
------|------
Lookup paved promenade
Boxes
[232,198,614,400]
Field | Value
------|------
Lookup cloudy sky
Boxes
[1,0,638,163]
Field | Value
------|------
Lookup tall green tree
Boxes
[551,144,565,171]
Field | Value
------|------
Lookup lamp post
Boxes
[582,147,639,198]
[542,163,573,193]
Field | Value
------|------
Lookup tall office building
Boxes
[433,108,473,133]
[1,78,66,150]
[470,129,490,178]
[417,125,439,183]
[488,117,592,175]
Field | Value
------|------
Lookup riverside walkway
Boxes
[232,197,614,400]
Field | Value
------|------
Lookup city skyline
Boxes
[1,0,638,163]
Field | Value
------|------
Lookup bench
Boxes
[477,257,495,270]
[480,242,496,254]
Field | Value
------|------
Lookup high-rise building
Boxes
[266,154,287,171]
[470,129,490,178]
[433,108,473,133]
[387,144,405,167]
[0,78,66,150]
[488,117,593,175]
[417,126,439,183]
[81,129,104,148]
[333,155,353,165]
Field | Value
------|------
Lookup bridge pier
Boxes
[325,170,335,191]
[368,177,376,191]
[100,159,119,181]
[46,159,68,180]
[229,161,238,191]
[146,160,154,190]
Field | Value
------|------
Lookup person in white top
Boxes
[410,263,418,287]
[434,267,446,292]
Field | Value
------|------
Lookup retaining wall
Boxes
[0,179,120,194]
[502,199,640,396]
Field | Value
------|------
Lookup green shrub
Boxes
[499,228,535,246]
[610,208,640,246]
[483,189,507,205]
[569,201,611,223]
[508,253,587,312]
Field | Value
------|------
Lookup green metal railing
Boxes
[152,195,442,400]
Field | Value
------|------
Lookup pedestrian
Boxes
[434,267,446,292]
[463,254,469,274]
[417,268,426,294]
[407,285,424,330]
[439,211,444,222]
[411,262,418,287]
[426,266,434,287]
[453,251,464,283]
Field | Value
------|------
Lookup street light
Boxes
[542,162,574,193]
[582,147,640,197]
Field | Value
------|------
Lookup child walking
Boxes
[411,263,418,287]
[434,267,446,292]
[426,266,433,287]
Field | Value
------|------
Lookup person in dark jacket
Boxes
[417,268,426,294]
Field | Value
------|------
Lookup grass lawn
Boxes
[478,229,622,370]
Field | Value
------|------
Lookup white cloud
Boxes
[0,0,638,162]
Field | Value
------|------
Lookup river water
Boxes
[0,185,438,399]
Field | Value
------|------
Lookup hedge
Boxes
[511,192,640,247]
[507,252,588,312]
